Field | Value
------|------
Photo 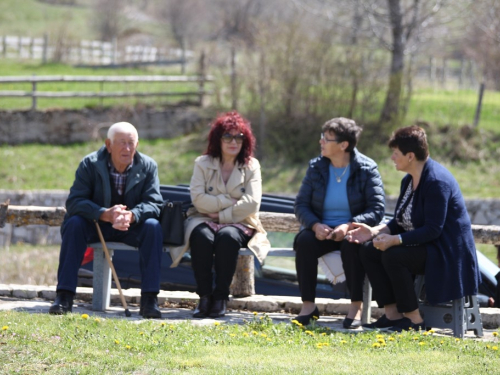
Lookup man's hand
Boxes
[312,223,334,241]
[99,204,127,223]
[112,210,135,231]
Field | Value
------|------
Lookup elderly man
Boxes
[49,122,164,318]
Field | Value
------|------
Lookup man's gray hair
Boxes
[107,122,139,142]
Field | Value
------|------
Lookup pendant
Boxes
[336,177,341,183]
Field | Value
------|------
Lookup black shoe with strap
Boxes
[193,295,212,318]
[362,314,406,331]
[141,292,162,319]
[49,290,74,315]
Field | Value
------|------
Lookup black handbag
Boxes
[160,201,186,246]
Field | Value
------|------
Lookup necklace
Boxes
[332,164,349,183]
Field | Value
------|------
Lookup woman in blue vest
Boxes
[293,117,385,327]
[347,125,480,332]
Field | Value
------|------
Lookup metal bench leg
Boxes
[452,297,466,338]
[361,275,372,325]
[92,246,112,311]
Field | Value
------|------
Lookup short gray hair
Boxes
[107,122,139,142]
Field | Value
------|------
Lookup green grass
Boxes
[0,0,93,39]
[0,311,499,374]
[407,88,500,131]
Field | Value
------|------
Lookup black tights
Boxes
[190,223,251,300]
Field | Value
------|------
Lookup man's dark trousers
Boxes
[56,215,163,293]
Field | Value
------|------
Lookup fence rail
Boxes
[0,35,193,68]
[0,74,213,110]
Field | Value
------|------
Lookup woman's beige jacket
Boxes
[169,155,270,267]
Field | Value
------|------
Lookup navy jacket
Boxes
[295,149,385,229]
[388,158,480,304]
[62,146,163,232]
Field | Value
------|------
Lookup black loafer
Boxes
[208,299,227,318]
[141,293,162,319]
[293,306,320,326]
[342,317,362,329]
[362,314,405,330]
[49,291,74,315]
[193,295,212,318]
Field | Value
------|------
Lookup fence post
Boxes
[230,46,237,110]
[198,50,206,107]
[31,75,37,111]
[473,82,485,128]
[42,33,48,64]
[112,37,117,65]
[2,36,6,58]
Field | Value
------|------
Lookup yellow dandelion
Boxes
[260,333,267,338]
[340,340,347,344]
[214,322,221,326]
[321,332,326,336]
[372,343,381,348]
[139,332,144,336]
[313,316,319,320]
[253,311,258,316]
[243,333,249,337]
[487,345,491,349]
[493,332,499,337]
[252,331,258,335]
[169,325,174,329]
[493,346,498,351]
[266,338,272,341]
[81,314,89,320]
[260,316,264,320]
[305,330,314,336]
[114,339,120,344]
[376,334,384,339]
[322,342,330,346]
[377,338,385,344]
[428,329,435,334]
[455,338,460,342]
[388,337,395,341]
[419,342,425,346]
[316,343,323,349]
[2,326,8,331]
[413,337,419,341]
[440,340,444,345]
[161,322,166,327]
[291,319,303,327]
[125,345,131,350]
[230,333,236,337]
[94,318,100,323]
[423,331,429,336]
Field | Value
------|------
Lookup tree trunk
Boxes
[379,0,405,125]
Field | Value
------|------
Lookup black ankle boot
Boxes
[49,290,74,315]
[193,295,212,318]
[208,299,227,318]
[141,292,162,319]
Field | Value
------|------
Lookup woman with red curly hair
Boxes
[170,111,270,318]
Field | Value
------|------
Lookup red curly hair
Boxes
[205,111,256,165]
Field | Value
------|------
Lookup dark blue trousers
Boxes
[56,215,163,294]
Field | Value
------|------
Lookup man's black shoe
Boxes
[49,291,74,315]
[193,295,212,318]
[141,293,162,319]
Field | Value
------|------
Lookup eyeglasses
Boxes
[221,133,245,144]
[320,133,341,143]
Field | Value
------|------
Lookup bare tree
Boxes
[91,0,125,41]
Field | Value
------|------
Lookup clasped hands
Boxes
[100,204,135,231]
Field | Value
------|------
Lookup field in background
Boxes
[1,136,500,198]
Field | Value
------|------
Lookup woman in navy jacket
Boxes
[293,118,385,327]
[347,125,480,332]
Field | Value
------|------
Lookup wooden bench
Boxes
[88,242,373,323]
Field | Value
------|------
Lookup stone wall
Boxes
[0,106,212,145]
[1,190,500,247]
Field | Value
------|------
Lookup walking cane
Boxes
[94,222,132,317]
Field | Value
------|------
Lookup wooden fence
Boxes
[0,35,193,68]
[0,74,213,110]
